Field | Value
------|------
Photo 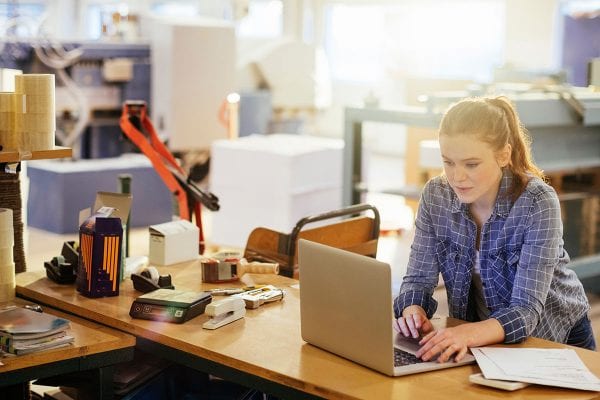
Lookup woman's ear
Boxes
[497,143,512,168]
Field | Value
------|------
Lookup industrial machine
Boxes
[120,100,220,254]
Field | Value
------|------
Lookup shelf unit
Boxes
[0,146,72,163]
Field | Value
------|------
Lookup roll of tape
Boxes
[0,208,13,231]
[0,92,15,112]
[0,262,15,281]
[0,280,16,302]
[15,74,55,95]
[14,113,56,132]
[0,112,15,130]
[0,248,13,265]
[0,208,14,248]
[0,260,15,304]
[14,93,55,114]
[0,236,14,249]
[18,130,55,151]
[0,130,18,151]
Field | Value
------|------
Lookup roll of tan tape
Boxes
[0,92,15,112]
[12,74,56,151]
[0,248,13,265]
[0,209,14,248]
[18,131,55,151]
[0,262,15,281]
[0,130,18,151]
[0,112,14,130]
[0,94,17,150]
[14,113,56,132]
[15,74,55,95]
[0,208,15,302]
[0,278,16,302]
[13,93,55,114]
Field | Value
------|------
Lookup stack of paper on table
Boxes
[472,347,600,392]
[0,307,74,355]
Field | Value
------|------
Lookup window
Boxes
[323,0,505,83]
[0,2,45,37]
[237,0,282,38]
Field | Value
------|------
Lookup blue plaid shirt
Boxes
[394,170,589,344]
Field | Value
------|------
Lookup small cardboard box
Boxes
[149,220,199,265]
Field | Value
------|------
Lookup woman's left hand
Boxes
[415,324,472,363]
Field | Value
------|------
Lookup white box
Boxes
[149,220,199,265]
[150,17,235,151]
[209,134,343,247]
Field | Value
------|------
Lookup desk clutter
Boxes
[128,284,285,326]
[0,307,74,355]
[200,251,279,283]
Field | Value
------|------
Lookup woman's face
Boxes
[439,134,508,209]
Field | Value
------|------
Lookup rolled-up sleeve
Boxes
[394,183,440,318]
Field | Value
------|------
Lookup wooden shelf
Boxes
[0,146,72,163]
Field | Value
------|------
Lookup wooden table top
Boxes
[0,298,135,376]
[16,264,600,400]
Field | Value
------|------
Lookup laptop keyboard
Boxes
[394,348,425,366]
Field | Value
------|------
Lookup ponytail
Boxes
[485,97,544,198]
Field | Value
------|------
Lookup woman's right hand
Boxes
[394,305,434,339]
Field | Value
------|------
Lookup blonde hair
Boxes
[438,96,544,200]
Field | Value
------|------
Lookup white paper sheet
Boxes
[472,347,600,392]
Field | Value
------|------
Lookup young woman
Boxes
[393,96,596,363]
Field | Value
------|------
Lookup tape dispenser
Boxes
[131,266,175,293]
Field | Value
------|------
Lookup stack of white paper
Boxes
[472,347,600,392]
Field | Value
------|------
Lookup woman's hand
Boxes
[393,305,434,339]
[415,319,504,363]
[416,324,472,363]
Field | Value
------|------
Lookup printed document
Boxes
[472,347,600,391]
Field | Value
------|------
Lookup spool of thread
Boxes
[14,74,56,151]
[0,208,15,302]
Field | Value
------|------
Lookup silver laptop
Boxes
[298,239,475,376]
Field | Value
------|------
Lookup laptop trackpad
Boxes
[394,334,476,364]
[394,335,423,354]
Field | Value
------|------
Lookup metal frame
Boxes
[1,347,133,400]
[136,337,322,400]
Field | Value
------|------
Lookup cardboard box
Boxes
[149,220,199,265]
[209,134,343,247]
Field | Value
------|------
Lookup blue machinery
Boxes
[0,41,151,158]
